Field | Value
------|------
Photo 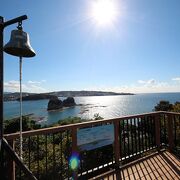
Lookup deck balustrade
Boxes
[2,111,180,180]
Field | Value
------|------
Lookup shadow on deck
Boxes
[92,151,180,180]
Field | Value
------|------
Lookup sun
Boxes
[90,0,119,27]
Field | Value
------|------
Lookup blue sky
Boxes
[1,0,180,93]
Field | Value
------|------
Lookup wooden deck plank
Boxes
[90,151,180,180]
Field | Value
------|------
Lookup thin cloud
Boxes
[27,80,46,84]
[4,81,26,92]
[172,77,180,82]
[138,79,155,85]
[138,80,146,84]
[85,79,180,93]
[4,80,47,93]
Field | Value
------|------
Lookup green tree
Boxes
[154,100,173,111]
[93,113,103,120]
[4,116,41,134]
[172,102,180,113]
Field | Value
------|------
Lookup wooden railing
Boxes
[2,138,37,180]
[3,111,180,180]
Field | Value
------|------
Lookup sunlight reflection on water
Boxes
[4,93,180,125]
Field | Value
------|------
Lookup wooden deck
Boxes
[91,151,180,180]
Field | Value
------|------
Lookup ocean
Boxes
[4,92,180,125]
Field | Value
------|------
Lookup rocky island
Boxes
[47,97,76,111]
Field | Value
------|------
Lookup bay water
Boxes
[4,92,180,125]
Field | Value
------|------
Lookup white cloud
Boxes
[138,80,146,84]
[27,80,41,85]
[27,80,46,85]
[4,80,47,93]
[147,79,155,85]
[85,79,180,93]
[172,77,180,82]
[5,78,180,94]
[138,79,155,86]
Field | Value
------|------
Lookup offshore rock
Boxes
[47,97,63,111]
[63,97,76,107]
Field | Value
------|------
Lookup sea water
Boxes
[4,93,180,125]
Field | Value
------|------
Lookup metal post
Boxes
[8,139,15,180]
[0,15,4,179]
[155,114,160,150]
[114,121,120,167]
[0,16,4,150]
[19,57,23,160]
[167,114,174,152]
[72,127,78,180]
[114,120,121,180]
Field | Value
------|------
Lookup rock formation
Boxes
[63,97,76,107]
[47,97,63,111]
[47,97,76,111]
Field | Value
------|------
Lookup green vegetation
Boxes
[55,117,84,126]
[4,116,41,134]
[172,102,180,113]
[93,113,103,120]
[4,113,104,134]
[154,100,180,112]
[154,100,180,154]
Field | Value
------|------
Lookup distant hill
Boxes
[4,92,35,101]
[4,91,134,101]
[49,91,134,97]
[16,94,57,101]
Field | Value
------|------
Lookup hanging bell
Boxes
[4,29,36,57]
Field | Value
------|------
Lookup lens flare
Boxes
[69,152,79,171]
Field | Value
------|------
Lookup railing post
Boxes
[114,121,120,168]
[155,113,161,150]
[71,127,78,180]
[7,139,15,180]
[167,114,174,152]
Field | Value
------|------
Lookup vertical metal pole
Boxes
[167,114,174,152]
[72,127,78,180]
[114,120,121,180]
[155,113,160,151]
[0,16,4,179]
[19,56,23,160]
[8,139,15,180]
[0,16,4,149]
[114,120,120,167]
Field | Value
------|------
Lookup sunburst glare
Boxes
[89,0,119,27]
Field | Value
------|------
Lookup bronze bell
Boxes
[4,29,36,57]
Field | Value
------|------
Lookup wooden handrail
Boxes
[4,111,180,141]
[4,111,163,140]
[2,111,179,179]
[2,138,37,180]
[161,111,180,116]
